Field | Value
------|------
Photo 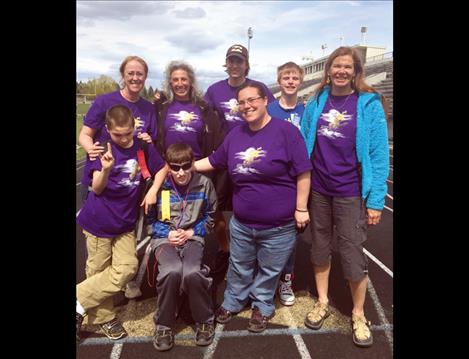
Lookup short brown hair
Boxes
[166,142,194,164]
[105,104,135,129]
[235,82,267,101]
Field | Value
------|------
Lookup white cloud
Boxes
[165,31,223,53]
[77,0,393,91]
[173,7,206,19]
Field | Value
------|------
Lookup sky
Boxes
[77,1,393,92]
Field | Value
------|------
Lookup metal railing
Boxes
[365,51,393,65]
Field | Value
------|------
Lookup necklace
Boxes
[169,174,191,229]
[328,91,354,111]
[120,89,139,103]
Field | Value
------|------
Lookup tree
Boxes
[141,86,148,99]
[95,75,119,95]
[148,86,155,100]
[76,76,119,95]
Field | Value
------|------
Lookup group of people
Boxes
[76,43,389,351]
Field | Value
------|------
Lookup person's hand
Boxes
[88,141,105,161]
[154,91,161,102]
[367,208,382,225]
[100,142,114,170]
[294,210,310,231]
[168,228,193,246]
[178,229,194,242]
[168,230,180,245]
[140,185,158,214]
[137,132,152,144]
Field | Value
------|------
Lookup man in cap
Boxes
[205,44,275,134]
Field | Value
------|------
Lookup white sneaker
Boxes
[278,279,295,306]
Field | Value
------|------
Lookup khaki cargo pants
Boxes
[76,230,138,325]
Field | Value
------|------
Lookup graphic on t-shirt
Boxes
[114,159,141,187]
[233,146,267,174]
[318,109,352,139]
[134,116,144,131]
[221,99,243,122]
[169,111,198,132]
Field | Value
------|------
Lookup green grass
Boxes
[77,103,91,114]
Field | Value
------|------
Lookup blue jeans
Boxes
[281,243,297,278]
[222,216,297,317]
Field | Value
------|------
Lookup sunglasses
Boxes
[169,162,192,172]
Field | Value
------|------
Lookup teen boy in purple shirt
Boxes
[76,105,165,342]
[195,83,312,333]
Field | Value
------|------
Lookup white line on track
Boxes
[109,343,123,359]
[76,209,81,217]
[363,248,393,278]
[386,179,393,184]
[384,205,393,213]
[368,278,393,355]
[203,323,225,359]
[386,193,393,200]
[76,182,81,187]
[283,308,312,359]
[78,324,393,346]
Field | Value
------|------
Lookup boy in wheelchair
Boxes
[144,142,217,351]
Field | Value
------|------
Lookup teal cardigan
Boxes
[300,87,389,210]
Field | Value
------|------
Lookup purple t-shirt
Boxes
[267,101,305,130]
[311,92,360,196]
[209,117,312,230]
[77,141,165,237]
[204,78,275,134]
[80,91,157,187]
[163,100,204,159]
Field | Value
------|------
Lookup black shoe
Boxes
[247,307,270,333]
[195,322,215,346]
[153,329,174,351]
[99,318,128,340]
[216,306,234,324]
[76,312,84,343]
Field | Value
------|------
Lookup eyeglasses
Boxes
[237,96,263,108]
[169,162,192,172]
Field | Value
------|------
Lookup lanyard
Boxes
[169,175,190,229]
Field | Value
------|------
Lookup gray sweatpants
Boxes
[153,240,214,329]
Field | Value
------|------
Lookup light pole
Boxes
[339,36,344,46]
[361,26,367,45]
[247,27,253,53]
[321,44,327,56]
